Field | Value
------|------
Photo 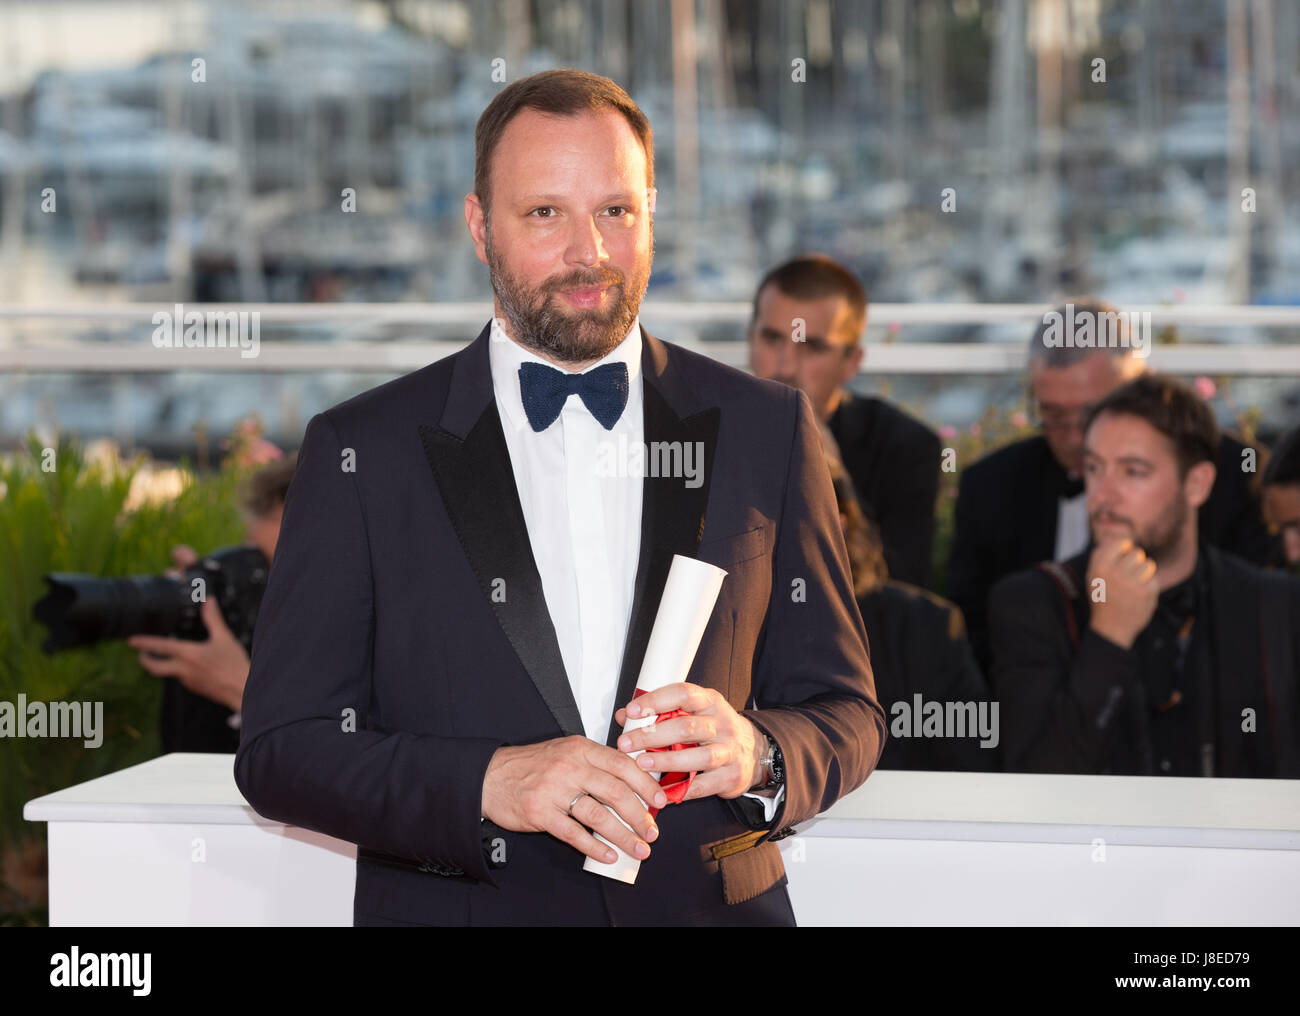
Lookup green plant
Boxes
[0,431,253,918]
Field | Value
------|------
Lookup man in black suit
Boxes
[988,375,1300,778]
[747,255,941,588]
[234,69,885,926]
[949,299,1269,669]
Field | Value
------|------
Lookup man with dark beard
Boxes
[236,69,883,926]
[947,300,1269,673]
[987,375,1300,778]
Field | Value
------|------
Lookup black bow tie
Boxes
[518,360,629,432]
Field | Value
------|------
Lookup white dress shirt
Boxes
[1054,489,1090,561]
[487,315,783,822]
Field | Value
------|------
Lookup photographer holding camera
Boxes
[128,455,296,753]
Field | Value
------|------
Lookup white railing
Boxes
[1,302,1299,374]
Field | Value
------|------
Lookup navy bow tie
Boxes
[518,360,629,432]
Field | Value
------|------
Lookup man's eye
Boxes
[607,206,629,217]
[529,207,554,218]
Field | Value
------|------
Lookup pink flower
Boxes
[938,425,958,440]
[1193,376,1216,401]
[243,438,284,465]
[969,422,983,437]
[224,416,283,466]
[1010,411,1029,428]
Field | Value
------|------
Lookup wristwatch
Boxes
[754,731,785,791]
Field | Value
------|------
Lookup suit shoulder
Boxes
[1210,545,1298,591]
[660,338,801,411]
[988,562,1059,617]
[877,580,968,640]
[962,435,1048,486]
[854,395,940,451]
[319,348,459,432]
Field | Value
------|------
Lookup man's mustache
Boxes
[546,268,624,293]
[1091,511,1133,528]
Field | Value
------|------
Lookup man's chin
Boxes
[1092,522,1132,544]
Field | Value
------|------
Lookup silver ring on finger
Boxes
[567,792,586,815]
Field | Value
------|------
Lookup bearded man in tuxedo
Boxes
[235,68,884,926]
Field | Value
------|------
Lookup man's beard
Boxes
[486,226,652,365]
[1090,494,1188,564]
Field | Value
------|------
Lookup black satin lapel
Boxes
[602,381,721,747]
[418,405,585,738]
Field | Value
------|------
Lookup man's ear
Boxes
[841,344,864,385]
[1026,362,1043,407]
[1120,353,1148,382]
[1185,459,1216,509]
[744,317,759,369]
[465,193,489,266]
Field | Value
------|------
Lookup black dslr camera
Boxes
[32,546,269,654]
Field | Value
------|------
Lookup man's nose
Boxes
[566,215,607,267]
[1088,469,1117,508]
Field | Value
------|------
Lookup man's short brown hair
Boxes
[751,254,868,345]
[239,453,297,519]
[1084,374,1220,477]
[474,68,654,219]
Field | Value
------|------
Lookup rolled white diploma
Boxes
[584,553,728,884]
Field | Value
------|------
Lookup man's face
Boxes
[245,506,282,564]
[1263,483,1300,567]
[465,108,655,367]
[1083,412,1207,564]
[747,285,862,421]
[1031,351,1143,475]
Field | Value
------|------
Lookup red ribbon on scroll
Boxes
[632,687,697,818]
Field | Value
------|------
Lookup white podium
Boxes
[24,753,1300,925]
[24,753,356,926]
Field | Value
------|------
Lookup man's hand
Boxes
[481,737,670,865]
[166,544,199,574]
[613,682,764,803]
[1087,538,1159,650]
[128,596,250,712]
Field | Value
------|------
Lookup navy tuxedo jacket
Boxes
[234,322,886,926]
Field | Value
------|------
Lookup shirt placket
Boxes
[561,400,616,741]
